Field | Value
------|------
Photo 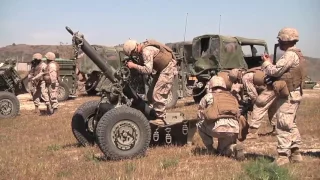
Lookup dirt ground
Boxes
[1,89,320,180]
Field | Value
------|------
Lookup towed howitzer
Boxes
[68,26,198,161]
[0,59,29,119]
[66,26,157,119]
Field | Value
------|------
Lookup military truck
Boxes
[168,35,269,103]
[0,60,29,119]
[77,45,180,108]
[25,58,78,102]
[50,58,78,102]
[303,76,317,89]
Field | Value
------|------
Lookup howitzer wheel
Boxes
[95,106,151,160]
[0,91,20,119]
[71,100,114,146]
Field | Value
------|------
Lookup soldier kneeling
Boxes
[197,76,245,160]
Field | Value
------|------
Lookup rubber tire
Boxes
[192,87,206,103]
[95,106,151,160]
[165,75,179,109]
[0,91,20,119]
[71,100,99,146]
[57,81,70,102]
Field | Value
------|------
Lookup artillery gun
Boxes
[77,45,179,108]
[0,59,29,119]
[67,27,197,160]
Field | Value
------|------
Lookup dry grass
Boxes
[1,90,320,180]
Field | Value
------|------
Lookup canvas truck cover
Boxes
[191,34,248,75]
[166,41,194,63]
[234,36,268,47]
[166,41,192,54]
[77,45,123,74]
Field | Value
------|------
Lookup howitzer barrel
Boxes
[65,26,117,83]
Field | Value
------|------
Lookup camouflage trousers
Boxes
[250,89,277,129]
[148,60,177,119]
[276,91,302,156]
[32,81,47,107]
[197,119,239,156]
[43,82,59,109]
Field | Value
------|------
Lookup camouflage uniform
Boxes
[262,27,304,166]
[43,52,59,114]
[134,46,177,119]
[28,53,47,113]
[197,76,244,160]
[123,40,177,125]
[243,72,277,138]
[229,68,277,138]
[248,89,277,136]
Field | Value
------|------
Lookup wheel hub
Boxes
[0,99,13,116]
[111,120,140,151]
[87,115,96,133]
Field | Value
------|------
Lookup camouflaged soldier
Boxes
[43,52,60,115]
[228,68,277,138]
[197,76,245,160]
[28,53,47,114]
[123,39,177,126]
[262,27,306,166]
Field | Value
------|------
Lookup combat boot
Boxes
[34,106,39,114]
[235,143,245,161]
[246,127,259,139]
[274,153,290,166]
[290,148,303,163]
[268,125,277,136]
[46,104,53,115]
[271,126,277,136]
[205,145,217,155]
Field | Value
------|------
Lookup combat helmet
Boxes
[228,69,241,83]
[277,28,299,42]
[45,52,56,61]
[123,39,137,56]
[208,76,227,89]
[32,53,42,60]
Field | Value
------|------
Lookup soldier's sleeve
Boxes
[242,74,258,100]
[261,51,298,77]
[197,94,213,119]
[32,63,47,80]
[135,46,158,74]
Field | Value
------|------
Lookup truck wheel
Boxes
[57,82,70,102]
[0,91,20,119]
[95,106,151,160]
[165,76,179,109]
[72,100,99,146]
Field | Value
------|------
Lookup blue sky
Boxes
[1,0,319,57]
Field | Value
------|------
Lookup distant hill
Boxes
[0,44,74,63]
[1,44,319,81]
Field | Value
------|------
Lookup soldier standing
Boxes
[43,52,60,115]
[228,68,277,138]
[261,28,306,166]
[122,39,177,126]
[197,76,245,160]
[28,53,47,113]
